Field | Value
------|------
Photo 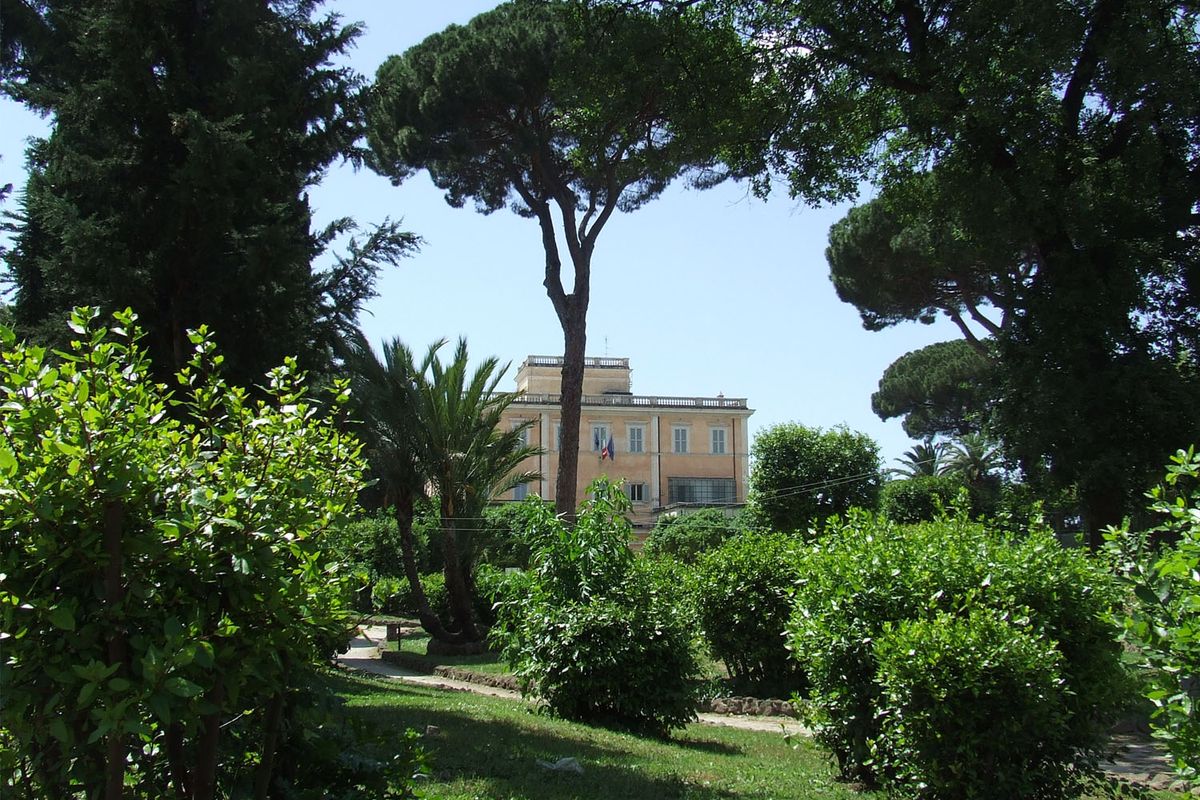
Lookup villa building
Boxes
[498,356,753,527]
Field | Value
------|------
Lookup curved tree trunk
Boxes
[439,495,481,644]
[391,493,465,644]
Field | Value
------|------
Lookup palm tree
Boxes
[944,433,1003,485]
[342,332,539,648]
[889,442,948,478]
[409,338,540,645]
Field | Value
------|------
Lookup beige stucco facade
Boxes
[499,356,753,527]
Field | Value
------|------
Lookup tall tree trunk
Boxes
[554,304,587,519]
[103,501,127,800]
[191,680,224,800]
[165,723,190,800]
[252,689,286,800]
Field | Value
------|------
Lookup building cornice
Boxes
[509,392,751,412]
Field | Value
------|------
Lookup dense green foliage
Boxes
[750,423,881,534]
[3,0,416,387]
[827,192,1014,347]
[734,0,1200,535]
[690,534,808,695]
[880,475,966,524]
[789,510,1127,794]
[494,481,699,735]
[873,610,1070,799]
[643,507,747,564]
[1108,447,1200,778]
[366,0,763,515]
[0,309,409,797]
[871,340,995,440]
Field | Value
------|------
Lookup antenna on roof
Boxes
[605,336,609,357]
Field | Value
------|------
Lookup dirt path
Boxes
[338,625,1192,792]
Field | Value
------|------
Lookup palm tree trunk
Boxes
[391,493,463,643]
[439,495,480,643]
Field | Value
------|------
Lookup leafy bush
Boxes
[0,309,379,796]
[643,507,747,563]
[473,500,552,568]
[420,572,450,621]
[750,422,882,534]
[690,533,807,694]
[371,575,414,616]
[880,474,966,523]
[790,509,1127,795]
[1107,446,1200,778]
[493,480,699,735]
[471,562,531,628]
[874,610,1071,799]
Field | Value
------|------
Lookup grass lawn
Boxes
[332,668,1191,800]
[387,629,513,676]
[333,669,872,800]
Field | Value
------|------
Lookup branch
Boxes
[1062,0,1125,138]
[945,307,990,356]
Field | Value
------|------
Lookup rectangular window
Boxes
[627,425,645,454]
[514,482,529,501]
[592,424,610,452]
[512,422,530,447]
[668,477,736,505]
[555,423,562,451]
[672,426,689,454]
[627,482,646,503]
[711,428,727,455]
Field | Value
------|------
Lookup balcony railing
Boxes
[523,355,630,369]
[510,392,748,409]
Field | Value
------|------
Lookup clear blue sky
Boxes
[0,1,961,467]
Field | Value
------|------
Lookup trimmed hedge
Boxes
[880,475,965,523]
[643,507,746,563]
[790,509,1128,797]
[690,533,807,694]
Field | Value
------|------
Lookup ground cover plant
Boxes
[791,508,1128,798]
[386,629,511,677]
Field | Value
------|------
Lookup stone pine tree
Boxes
[365,0,765,516]
[2,0,416,389]
[728,0,1200,540]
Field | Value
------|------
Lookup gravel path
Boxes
[338,625,1192,793]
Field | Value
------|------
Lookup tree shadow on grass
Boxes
[668,734,744,756]
[330,672,742,800]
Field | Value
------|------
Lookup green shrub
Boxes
[643,507,746,563]
[420,572,450,621]
[473,501,552,568]
[0,310,375,796]
[1107,446,1200,779]
[790,509,1127,795]
[880,474,965,523]
[471,562,531,628]
[874,609,1071,799]
[371,575,414,616]
[690,533,807,694]
[493,480,699,735]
